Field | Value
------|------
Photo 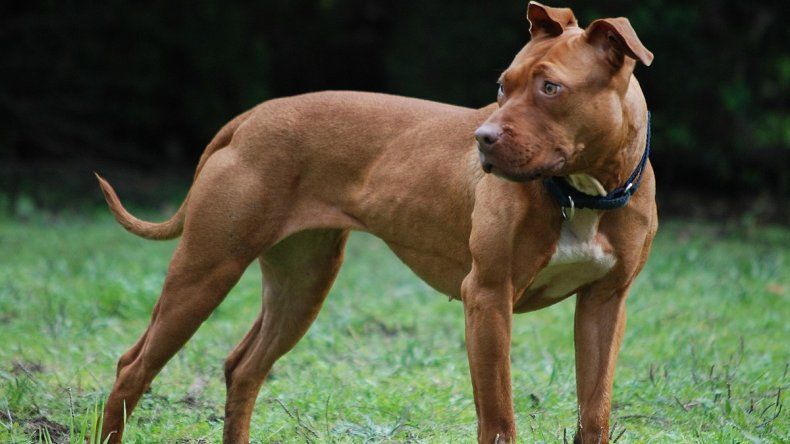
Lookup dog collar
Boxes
[543,112,651,218]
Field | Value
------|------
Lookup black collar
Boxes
[543,112,651,215]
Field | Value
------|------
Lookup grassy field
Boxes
[0,213,787,443]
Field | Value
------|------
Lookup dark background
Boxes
[1,1,787,220]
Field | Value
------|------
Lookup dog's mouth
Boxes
[478,150,494,174]
[481,157,567,182]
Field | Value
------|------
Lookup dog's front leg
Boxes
[461,273,516,443]
[573,285,629,444]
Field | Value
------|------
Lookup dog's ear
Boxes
[585,18,653,67]
[527,2,577,39]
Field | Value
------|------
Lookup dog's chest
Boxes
[528,209,616,299]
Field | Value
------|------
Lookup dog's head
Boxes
[475,2,653,182]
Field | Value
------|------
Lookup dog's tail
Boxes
[94,173,188,240]
[95,108,254,240]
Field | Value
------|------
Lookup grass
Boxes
[0,212,787,443]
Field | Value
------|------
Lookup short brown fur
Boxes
[97,3,656,442]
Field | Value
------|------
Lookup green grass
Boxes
[0,214,787,443]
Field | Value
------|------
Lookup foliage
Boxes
[0,1,787,197]
[0,215,787,442]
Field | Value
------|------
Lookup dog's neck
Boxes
[583,85,649,194]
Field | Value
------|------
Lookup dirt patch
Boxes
[361,316,416,337]
[181,375,209,407]
[11,360,45,376]
[12,414,69,443]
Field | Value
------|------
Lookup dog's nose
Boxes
[475,124,502,152]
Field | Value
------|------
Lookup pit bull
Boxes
[96,2,656,442]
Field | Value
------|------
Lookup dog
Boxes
[95,2,656,442]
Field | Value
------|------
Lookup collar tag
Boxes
[561,195,575,221]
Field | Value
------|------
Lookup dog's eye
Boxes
[497,82,504,97]
[542,81,561,96]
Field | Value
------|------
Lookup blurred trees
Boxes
[0,0,787,196]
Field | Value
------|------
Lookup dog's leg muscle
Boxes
[101,244,254,443]
[101,151,279,443]
[223,229,348,443]
[461,272,516,443]
[572,286,629,444]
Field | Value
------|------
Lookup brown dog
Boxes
[95,2,656,443]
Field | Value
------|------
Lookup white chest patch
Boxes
[528,175,617,298]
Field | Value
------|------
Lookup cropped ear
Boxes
[527,2,578,39]
[585,18,654,67]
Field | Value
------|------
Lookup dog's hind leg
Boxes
[222,229,349,443]
[100,151,282,444]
